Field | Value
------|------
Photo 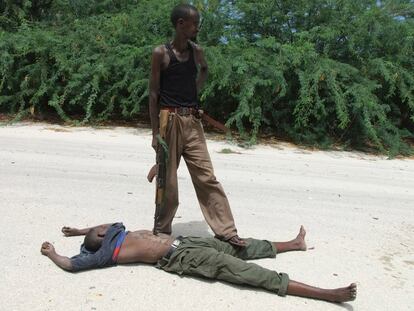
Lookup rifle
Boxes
[147,110,229,184]
[151,110,169,235]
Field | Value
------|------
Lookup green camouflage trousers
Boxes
[158,237,289,296]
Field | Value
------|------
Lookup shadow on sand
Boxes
[172,221,212,238]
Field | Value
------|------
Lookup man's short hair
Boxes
[84,228,103,252]
[170,4,198,27]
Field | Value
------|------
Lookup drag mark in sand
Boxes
[379,255,394,271]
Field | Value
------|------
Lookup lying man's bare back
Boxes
[41,223,356,303]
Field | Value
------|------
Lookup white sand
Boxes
[0,122,413,311]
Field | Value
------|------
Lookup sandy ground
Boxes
[0,122,413,311]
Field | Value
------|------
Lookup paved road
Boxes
[1,123,413,311]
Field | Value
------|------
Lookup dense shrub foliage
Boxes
[1,0,413,155]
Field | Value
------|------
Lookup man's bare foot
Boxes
[272,226,307,253]
[227,235,247,247]
[327,283,357,302]
[215,234,246,247]
[287,280,357,303]
[293,225,307,251]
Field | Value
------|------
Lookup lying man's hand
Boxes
[61,226,80,237]
[41,242,55,256]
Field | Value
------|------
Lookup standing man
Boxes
[149,4,245,246]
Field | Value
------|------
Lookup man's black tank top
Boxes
[159,42,198,108]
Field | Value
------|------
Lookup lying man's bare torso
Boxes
[117,230,175,264]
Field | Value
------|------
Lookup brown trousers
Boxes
[154,112,238,240]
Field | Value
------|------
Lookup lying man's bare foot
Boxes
[293,225,307,251]
[287,280,357,302]
[327,283,357,302]
[272,226,307,253]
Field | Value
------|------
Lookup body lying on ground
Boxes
[40,223,357,303]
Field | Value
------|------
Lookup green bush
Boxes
[1,0,413,155]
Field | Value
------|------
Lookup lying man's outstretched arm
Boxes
[61,223,113,237]
[41,242,73,271]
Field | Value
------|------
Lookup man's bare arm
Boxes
[149,46,163,150]
[41,242,73,271]
[194,45,208,94]
[61,224,112,237]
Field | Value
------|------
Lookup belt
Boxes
[164,236,183,260]
[161,107,197,116]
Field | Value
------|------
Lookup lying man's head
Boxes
[84,226,107,252]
